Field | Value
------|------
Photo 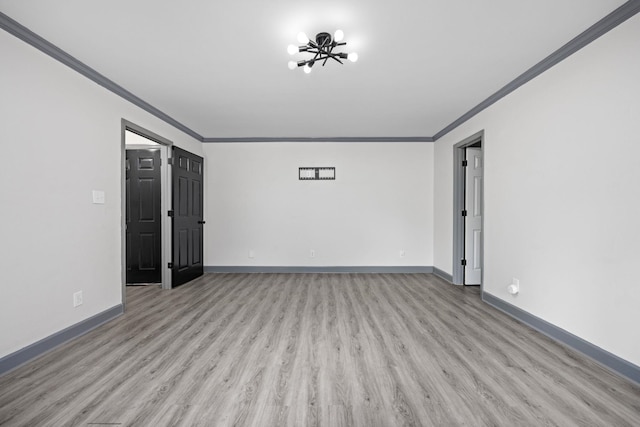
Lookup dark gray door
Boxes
[172,147,204,287]
[126,149,162,283]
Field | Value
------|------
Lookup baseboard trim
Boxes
[0,304,124,376]
[432,267,453,283]
[204,266,434,274]
[482,292,640,386]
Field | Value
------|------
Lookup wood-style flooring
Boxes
[1,273,639,426]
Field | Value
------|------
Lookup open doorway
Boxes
[452,131,484,286]
[121,121,173,307]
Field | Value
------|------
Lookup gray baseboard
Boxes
[432,267,453,283]
[0,304,124,376]
[482,292,640,386]
[204,266,434,274]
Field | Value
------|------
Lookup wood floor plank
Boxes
[1,273,639,426]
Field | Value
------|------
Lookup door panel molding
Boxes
[464,147,483,285]
[171,146,204,287]
[126,149,162,283]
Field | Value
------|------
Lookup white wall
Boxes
[203,142,434,267]
[434,14,640,366]
[0,30,202,359]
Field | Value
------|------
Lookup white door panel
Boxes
[465,147,483,285]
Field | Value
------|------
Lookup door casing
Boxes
[452,130,484,287]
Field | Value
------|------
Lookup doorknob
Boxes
[198,220,206,224]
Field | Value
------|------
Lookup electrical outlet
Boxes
[92,190,105,204]
[73,291,83,307]
[248,250,255,259]
[508,278,520,295]
[400,250,406,258]
[310,249,315,258]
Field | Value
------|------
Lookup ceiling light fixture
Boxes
[287,30,358,73]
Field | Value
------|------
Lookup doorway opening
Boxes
[121,121,173,308]
[452,131,484,287]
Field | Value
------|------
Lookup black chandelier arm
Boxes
[322,44,338,66]
[329,54,344,65]
[298,53,345,67]
[311,50,322,64]
[300,40,345,53]
[304,48,322,55]
[304,49,344,65]
[322,48,346,65]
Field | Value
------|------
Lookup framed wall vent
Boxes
[299,167,335,180]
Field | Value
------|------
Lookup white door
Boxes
[464,147,482,285]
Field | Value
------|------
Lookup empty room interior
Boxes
[1,1,639,426]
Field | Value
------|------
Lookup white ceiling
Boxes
[0,0,627,139]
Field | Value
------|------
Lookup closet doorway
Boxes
[452,131,484,286]
[122,121,172,297]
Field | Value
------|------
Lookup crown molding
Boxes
[432,0,640,141]
[202,136,434,143]
[3,1,639,144]
[0,11,204,142]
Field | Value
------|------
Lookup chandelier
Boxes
[287,30,358,73]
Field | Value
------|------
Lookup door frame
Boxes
[452,130,484,286]
[121,120,173,308]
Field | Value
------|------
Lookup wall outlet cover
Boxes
[92,190,105,204]
[73,291,83,307]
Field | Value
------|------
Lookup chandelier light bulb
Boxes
[348,52,359,63]
[288,61,297,70]
[297,32,309,44]
[303,64,312,74]
[334,29,344,42]
[287,44,298,55]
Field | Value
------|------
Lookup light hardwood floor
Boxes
[1,273,639,426]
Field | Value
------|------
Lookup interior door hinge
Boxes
[462,160,468,167]
[462,210,467,217]
[168,210,174,217]
[168,262,173,269]
[461,259,467,266]
[168,157,174,166]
